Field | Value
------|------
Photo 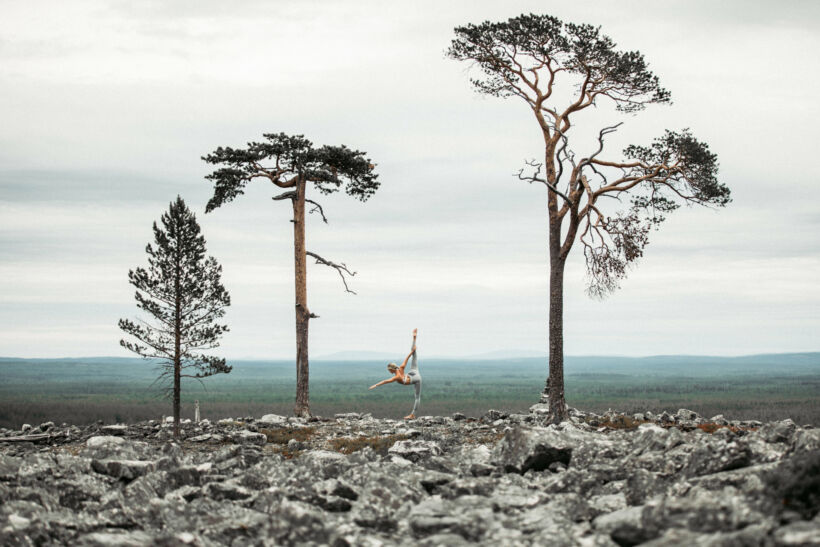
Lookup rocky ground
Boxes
[1,405,819,546]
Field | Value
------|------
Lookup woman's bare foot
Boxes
[404,413,415,420]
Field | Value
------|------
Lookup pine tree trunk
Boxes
[547,211,569,424]
[292,178,311,418]
[173,257,182,439]
[173,354,181,438]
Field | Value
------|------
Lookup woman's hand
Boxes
[368,384,377,390]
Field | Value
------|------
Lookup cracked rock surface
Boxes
[1,408,818,546]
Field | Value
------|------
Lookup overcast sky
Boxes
[1,0,818,359]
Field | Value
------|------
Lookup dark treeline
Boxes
[1,355,818,428]
[1,396,817,429]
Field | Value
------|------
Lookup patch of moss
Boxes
[260,426,317,445]
[696,423,756,434]
[329,434,410,456]
[465,431,505,445]
[586,415,651,430]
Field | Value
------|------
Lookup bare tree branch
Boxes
[516,159,572,205]
[305,251,357,294]
[305,199,328,223]
[272,191,297,201]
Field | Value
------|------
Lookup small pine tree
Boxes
[119,196,232,438]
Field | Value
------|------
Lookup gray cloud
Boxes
[0,0,818,358]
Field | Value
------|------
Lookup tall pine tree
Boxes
[119,196,232,438]
[448,15,729,422]
[203,133,379,417]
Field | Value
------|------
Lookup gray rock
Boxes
[675,408,701,423]
[100,424,128,436]
[529,403,551,415]
[483,409,508,421]
[257,413,289,427]
[387,440,442,462]
[0,454,22,480]
[710,414,730,426]
[409,496,492,541]
[204,479,252,501]
[231,429,267,445]
[75,531,156,546]
[85,436,125,449]
[187,433,212,442]
[351,471,424,532]
[1,412,816,545]
[594,505,659,545]
[684,438,752,477]
[760,419,798,444]
[589,493,628,518]
[773,520,820,546]
[494,425,574,473]
[91,459,156,481]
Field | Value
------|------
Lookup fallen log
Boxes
[0,433,53,443]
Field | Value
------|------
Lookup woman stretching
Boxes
[369,329,421,419]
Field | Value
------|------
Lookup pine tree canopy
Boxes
[448,13,670,112]
[119,196,231,390]
[202,132,379,213]
[448,13,731,297]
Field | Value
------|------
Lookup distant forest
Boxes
[1,353,817,428]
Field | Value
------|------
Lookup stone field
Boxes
[1,406,819,546]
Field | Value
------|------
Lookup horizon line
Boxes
[1,350,818,362]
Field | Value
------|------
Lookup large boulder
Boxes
[257,414,289,427]
[493,425,575,474]
[85,436,125,449]
[91,459,156,481]
[387,440,442,463]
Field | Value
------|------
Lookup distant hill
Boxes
[313,349,549,361]
[463,350,548,360]
[313,351,397,361]
[2,352,817,377]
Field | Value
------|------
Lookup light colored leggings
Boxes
[406,344,421,415]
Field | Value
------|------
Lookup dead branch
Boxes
[306,251,357,294]
[0,433,54,443]
[305,199,328,223]
[517,159,572,205]
[272,191,297,201]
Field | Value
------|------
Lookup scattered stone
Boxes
[0,409,816,545]
[188,433,212,443]
[231,430,267,445]
[387,440,442,462]
[86,436,125,448]
[493,425,573,473]
[258,414,288,427]
[91,459,155,481]
[100,424,128,436]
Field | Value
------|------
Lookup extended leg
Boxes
[408,379,421,417]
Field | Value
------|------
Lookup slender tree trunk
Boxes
[547,208,569,423]
[292,177,311,418]
[173,254,182,439]
[173,353,181,438]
